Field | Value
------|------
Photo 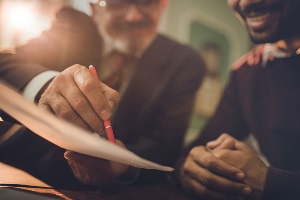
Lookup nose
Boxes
[124,4,144,22]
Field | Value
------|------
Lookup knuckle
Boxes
[220,133,230,140]
[214,149,227,159]
[72,96,88,112]
[56,106,72,120]
[204,155,217,169]
[51,74,68,88]
[190,147,201,158]
[38,94,47,105]
[80,79,96,93]
[71,64,85,72]
[39,89,57,104]
[72,65,86,76]
[53,73,64,83]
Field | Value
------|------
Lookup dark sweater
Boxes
[179,45,300,200]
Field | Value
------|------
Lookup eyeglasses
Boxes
[92,0,161,15]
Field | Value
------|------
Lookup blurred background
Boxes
[0,0,252,145]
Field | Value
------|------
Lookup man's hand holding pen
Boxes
[37,64,135,185]
[38,64,119,135]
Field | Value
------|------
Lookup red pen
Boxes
[89,65,116,144]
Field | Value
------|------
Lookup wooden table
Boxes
[0,162,195,200]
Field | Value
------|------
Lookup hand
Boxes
[64,140,130,186]
[207,133,268,197]
[179,145,252,200]
[38,64,120,134]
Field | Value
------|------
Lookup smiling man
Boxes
[176,0,300,199]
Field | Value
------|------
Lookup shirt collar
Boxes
[262,43,300,66]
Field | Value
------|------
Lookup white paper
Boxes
[0,83,173,171]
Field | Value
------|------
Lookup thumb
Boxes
[207,133,236,151]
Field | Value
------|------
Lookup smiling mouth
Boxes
[241,1,283,18]
[248,12,270,22]
[241,1,283,31]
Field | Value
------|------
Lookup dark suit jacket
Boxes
[114,34,206,181]
[0,8,205,184]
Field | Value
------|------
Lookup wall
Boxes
[159,0,252,144]
[161,0,251,69]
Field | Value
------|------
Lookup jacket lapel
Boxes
[112,35,172,139]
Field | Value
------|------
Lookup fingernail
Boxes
[100,110,111,120]
[242,186,252,195]
[236,172,245,180]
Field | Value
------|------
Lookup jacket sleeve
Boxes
[0,52,48,91]
[262,167,300,200]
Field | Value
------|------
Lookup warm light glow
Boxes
[99,0,107,7]
[0,117,3,122]
[9,5,36,31]
[1,1,53,48]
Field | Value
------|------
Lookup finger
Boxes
[101,82,120,110]
[61,84,104,133]
[66,155,92,185]
[39,89,92,132]
[187,178,244,200]
[181,161,246,200]
[64,151,114,185]
[64,150,92,162]
[38,101,54,114]
[233,139,254,154]
[64,151,106,167]
[186,157,251,196]
[190,147,245,181]
[206,133,232,150]
[67,161,81,178]
[71,65,112,120]
[209,138,236,152]
[52,69,105,134]
[115,139,126,148]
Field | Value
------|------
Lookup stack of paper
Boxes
[0,82,173,172]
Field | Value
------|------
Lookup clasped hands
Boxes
[37,64,133,186]
[179,133,268,200]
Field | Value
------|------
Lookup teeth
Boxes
[248,13,270,21]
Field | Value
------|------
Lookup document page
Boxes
[0,83,173,171]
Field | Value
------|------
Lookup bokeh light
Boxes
[0,0,57,49]
[9,4,36,31]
